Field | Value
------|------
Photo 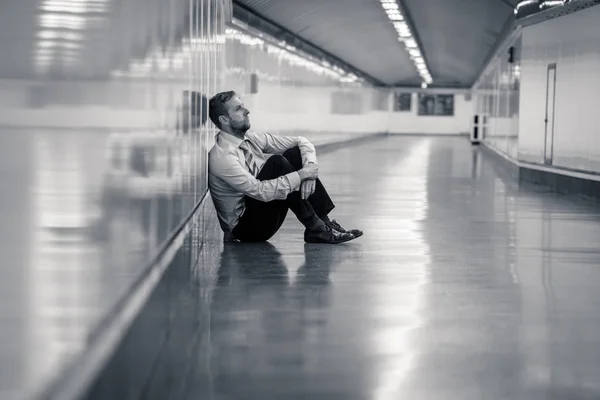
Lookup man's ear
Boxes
[218,115,228,127]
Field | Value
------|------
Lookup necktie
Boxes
[239,139,260,176]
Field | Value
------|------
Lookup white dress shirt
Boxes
[208,130,317,240]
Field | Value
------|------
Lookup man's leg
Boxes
[233,154,352,243]
[282,147,334,218]
[282,147,363,238]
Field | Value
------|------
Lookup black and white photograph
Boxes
[0,0,598,399]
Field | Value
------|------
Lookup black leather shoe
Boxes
[304,225,355,244]
[325,219,363,238]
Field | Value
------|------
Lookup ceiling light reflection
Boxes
[226,27,362,84]
[39,14,87,29]
[34,0,110,74]
[29,132,102,390]
[369,141,431,399]
[37,30,84,41]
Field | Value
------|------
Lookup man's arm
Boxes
[214,153,317,202]
[254,131,317,166]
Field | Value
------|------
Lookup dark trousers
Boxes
[232,147,335,242]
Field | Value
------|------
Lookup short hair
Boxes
[209,90,236,129]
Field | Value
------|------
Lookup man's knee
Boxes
[283,146,301,157]
[282,146,302,169]
[259,154,295,180]
[269,154,295,170]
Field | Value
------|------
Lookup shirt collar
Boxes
[217,130,252,150]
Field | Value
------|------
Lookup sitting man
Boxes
[207,90,363,244]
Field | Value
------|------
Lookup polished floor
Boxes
[149,135,600,399]
[5,135,600,399]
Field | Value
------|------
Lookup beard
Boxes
[231,119,251,135]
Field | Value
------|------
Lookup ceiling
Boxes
[233,0,521,88]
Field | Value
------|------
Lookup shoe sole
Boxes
[305,234,357,244]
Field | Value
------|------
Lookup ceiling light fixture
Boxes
[380,0,431,85]
[539,0,565,8]
[514,0,538,14]
[404,39,417,48]
[225,27,363,84]
[381,3,399,10]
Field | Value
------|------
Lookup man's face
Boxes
[223,96,250,132]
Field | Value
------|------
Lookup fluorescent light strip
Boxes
[380,0,432,85]
[514,0,565,15]
[225,27,361,84]
[514,0,538,14]
[539,0,565,8]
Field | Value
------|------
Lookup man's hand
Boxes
[298,162,318,181]
[300,179,316,200]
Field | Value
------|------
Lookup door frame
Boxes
[544,63,557,165]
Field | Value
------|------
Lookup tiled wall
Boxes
[519,5,600,172]
[0,0,230,254]
[0,2,228,398]
[472,31,522,160]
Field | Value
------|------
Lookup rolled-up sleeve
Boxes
[214,152,301,202]
[255,131,317,166]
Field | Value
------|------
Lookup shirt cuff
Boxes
[303,152,317,165]
[286,171,302,191]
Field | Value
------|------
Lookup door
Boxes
[544,64,557,165]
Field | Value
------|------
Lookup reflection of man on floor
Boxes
[208,90,363,244]
[211,242,339,396]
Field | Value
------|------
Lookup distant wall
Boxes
[386,90,471,135]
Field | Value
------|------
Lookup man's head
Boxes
[209,90,251,135]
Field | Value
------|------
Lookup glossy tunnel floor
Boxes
[130,135,600,400]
